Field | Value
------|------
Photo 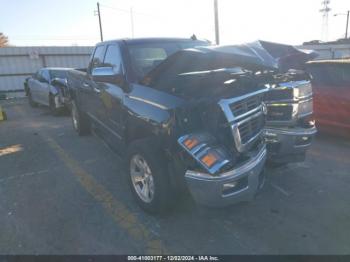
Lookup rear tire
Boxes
[28,90,38,108]
[71,100,91,136]
[127,139,172,214]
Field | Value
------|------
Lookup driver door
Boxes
[80,45,109,133]
[98,44,126,152]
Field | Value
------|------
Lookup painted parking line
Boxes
[13,104,166,253]
[0,172,35,183]
[44,135,166,254]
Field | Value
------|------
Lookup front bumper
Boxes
[265,126,317,164]
[185,145,267,207]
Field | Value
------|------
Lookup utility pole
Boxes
[320,0,331,41]
[214,0,220,45]
[130,7,135,38]
[346,10,349,39]
[97,2,103,42]
[334,10,350,39]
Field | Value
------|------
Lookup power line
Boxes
[98,2,170,39]
[99,3,130,13]
[99,3,165,19]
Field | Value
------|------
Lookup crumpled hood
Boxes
[142,40,317,101]
[144,40,318,80]
[200,40,318,71]
[251,40,318,71]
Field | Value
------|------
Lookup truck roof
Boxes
[96,37,210,46]
[43,67,72,71]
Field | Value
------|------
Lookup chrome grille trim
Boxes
[219,89,268,153]
[265,80,314,126]
[231,111,264,152]
[219,89,268,123]
[231,105,263,122]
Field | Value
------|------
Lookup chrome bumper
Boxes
[264,126,317,164]
[185,145,267,207]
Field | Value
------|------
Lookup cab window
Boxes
[41,70,50,83]
[103,44,123,73]
[90,45,106,71]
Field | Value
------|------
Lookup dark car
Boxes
[24,67,71,115]
[67,38,315,213]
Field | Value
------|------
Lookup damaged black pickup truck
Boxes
[67,38,316,213]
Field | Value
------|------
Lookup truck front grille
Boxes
[219,89,267,153]
[230,95,261,118]
[266,105,293,121]
[238,113,265,144]
[264,80,313,126]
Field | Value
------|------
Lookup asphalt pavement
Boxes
[0,98,349,254]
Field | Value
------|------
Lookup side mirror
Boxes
[51,78,67,87]
[91,67,128,90]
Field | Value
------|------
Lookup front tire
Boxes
[71,100,91,136]
[127,139,172,214]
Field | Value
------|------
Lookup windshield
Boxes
[49,70,68,80]
[126,41,209,80]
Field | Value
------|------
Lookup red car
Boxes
[307,60,350,137]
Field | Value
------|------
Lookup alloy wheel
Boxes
[130,154,155,203]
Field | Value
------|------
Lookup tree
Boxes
[0,33,9,47]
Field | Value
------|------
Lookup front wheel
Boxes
[127,139,172,214]
[71,100,91,136]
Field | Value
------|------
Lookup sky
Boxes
[1,0,349,46]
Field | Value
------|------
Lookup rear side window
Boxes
[34,70,40,79]
[339,64,350,85]
[50,70,67,80]
[309,64,350,88]
[91,45,106,70]
[38,69,50,83]
[103,45,123,72]
[42,70,50,82]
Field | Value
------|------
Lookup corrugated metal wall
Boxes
[0,46,94,97]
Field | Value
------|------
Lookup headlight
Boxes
[267,81,313,122]
[178,132,232,175]
[297,99,313,117]
[293,81,312,99]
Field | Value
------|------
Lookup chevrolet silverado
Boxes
[67,38,316,213]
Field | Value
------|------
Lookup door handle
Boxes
[83,82,89,88]
[93,87,101,93]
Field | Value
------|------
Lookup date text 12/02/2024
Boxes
[127,256,219,261]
